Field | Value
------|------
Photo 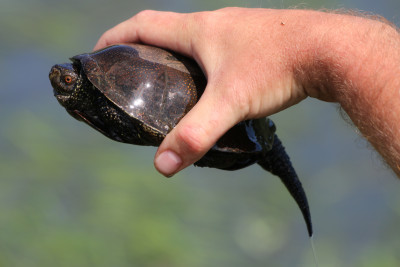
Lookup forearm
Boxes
[295,11,400,176]
[336,21,400,177]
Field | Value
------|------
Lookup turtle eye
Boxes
[64,75,73,84]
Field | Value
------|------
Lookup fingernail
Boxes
[155,150,182,177]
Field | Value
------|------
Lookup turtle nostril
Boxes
[49,66,61,80]
[49,66,65,95]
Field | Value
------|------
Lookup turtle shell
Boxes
[71,44,275,158]
[72,44,205,135]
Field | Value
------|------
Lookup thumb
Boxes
[154,86,242,177]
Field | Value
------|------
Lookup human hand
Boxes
[94,8,318,176]
[94,8,400,177]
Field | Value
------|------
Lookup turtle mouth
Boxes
[54,93,71,102]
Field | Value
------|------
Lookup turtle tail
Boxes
[258,134,313,237]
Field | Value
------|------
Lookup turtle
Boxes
[49,44,313,237]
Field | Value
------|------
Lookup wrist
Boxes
[294,11,400,104]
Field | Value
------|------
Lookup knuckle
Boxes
[190,12,208,28]
[185,12,209,46]
[233,89,251,115]
[189,11,220,37]
[229,89,251,120]
[133,9,156,21]
[97,29,116,48]
[97,34,109,47]
[176,124,208,155]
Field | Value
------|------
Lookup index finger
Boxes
[93,10,194,56]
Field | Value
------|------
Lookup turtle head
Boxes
[49,63,81,106]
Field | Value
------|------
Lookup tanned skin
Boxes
[94,8,400,177]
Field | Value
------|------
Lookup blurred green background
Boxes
[1,0,400,266]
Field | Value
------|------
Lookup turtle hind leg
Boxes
[258,134,313,237]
